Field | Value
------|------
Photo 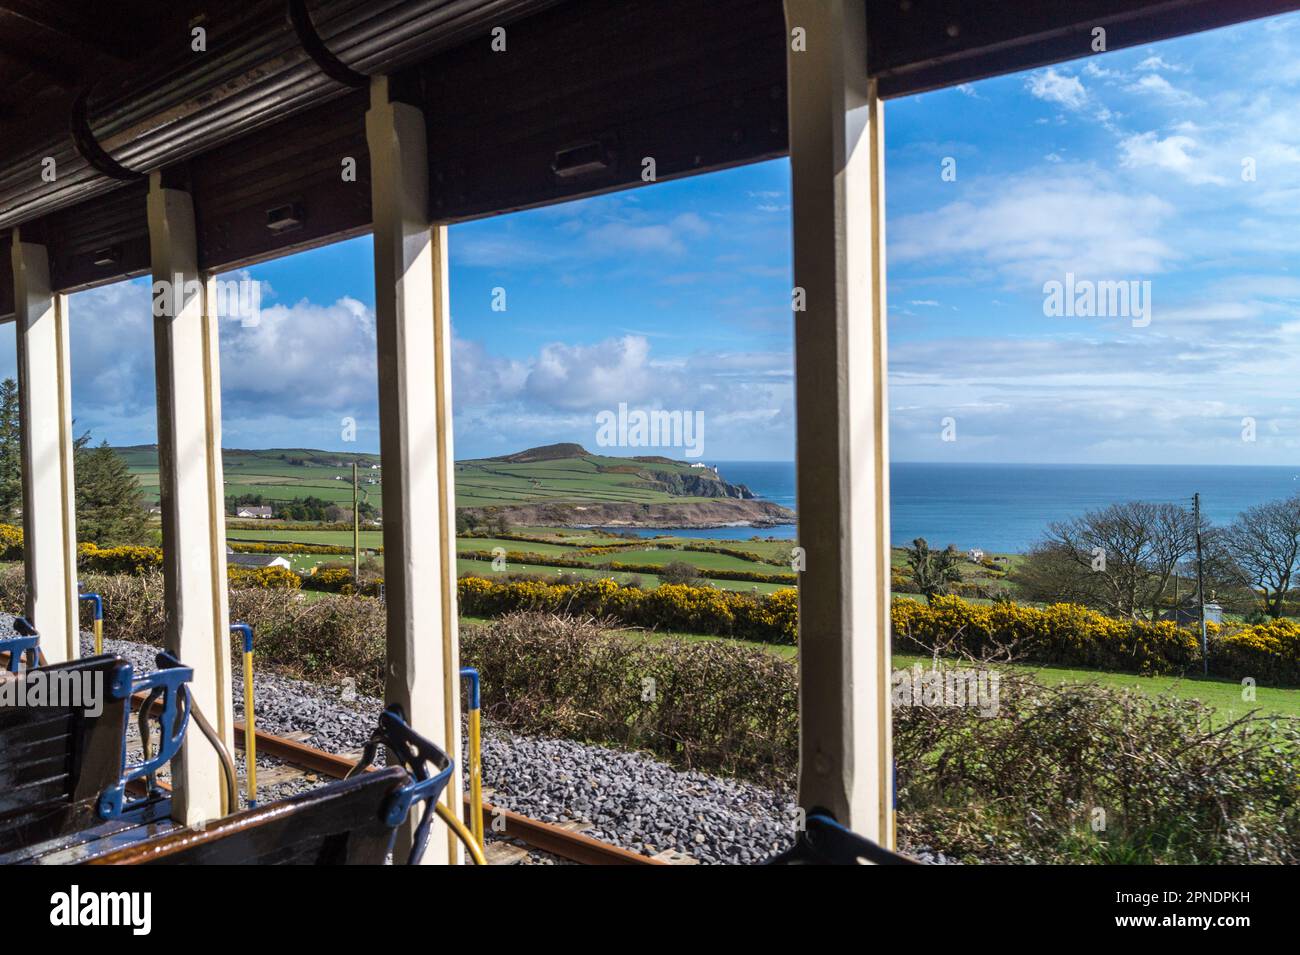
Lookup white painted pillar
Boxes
[147,173,235,824]
[11,233,79,664]
[366,75,463,865]
[785,0,893,845]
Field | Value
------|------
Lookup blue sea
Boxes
[605,461,1300,552]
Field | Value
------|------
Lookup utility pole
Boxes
[1193,492,1207,675]
[353,460,360,581]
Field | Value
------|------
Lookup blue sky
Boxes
[6,11,1300,465]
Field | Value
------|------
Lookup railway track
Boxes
[128,691,663,866]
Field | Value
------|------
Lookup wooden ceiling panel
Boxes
[418,0,788,222]
[867,0,1300,98]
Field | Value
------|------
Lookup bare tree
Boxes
[1219,496,1300,618]
[1017,501,1197,619]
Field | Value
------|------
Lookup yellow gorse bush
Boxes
[79,543,164,575]
[0,523,23,560]
[456,575,798,644]
[226,565,302,590]
[892,594,1299,683]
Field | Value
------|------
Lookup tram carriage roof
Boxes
[0,0,1296,315]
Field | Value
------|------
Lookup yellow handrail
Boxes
[434,801,487,865]
[460,667,484,849]
[232,623,257,806]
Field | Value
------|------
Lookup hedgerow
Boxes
[893,594,1300,684]
[226,540,366,556]
[79,543,164,575]
[457,575,798,644]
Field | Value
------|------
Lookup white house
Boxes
[968,548,984,562]
[234,505,273,519]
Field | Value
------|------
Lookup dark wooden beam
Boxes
[0,0,141,60]
[868,0,1300,98]
[0,37,84,88]
[193,89,372,273]
[41,179,149,294]
[419,0,788,222]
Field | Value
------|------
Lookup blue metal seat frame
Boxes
[1,617,41,672]
[347,704,456,865]
[96,652,194,820]
[766,813,920,865]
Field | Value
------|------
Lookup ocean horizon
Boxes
[704,460,1300,553]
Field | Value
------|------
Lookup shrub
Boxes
[463,612,797,783]
[893,594,1202,675]
[659,559,701,585]
[0,522,22,560]
[79,543,164,575]
[302,566,356,593]
[456,575,798,644]
[1216,617,1300,686]
[226,565,302,590]
[895,669,1300,863]
[228,541,361,556]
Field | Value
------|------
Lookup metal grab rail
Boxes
[78,592,104,655]
[231,623,257,807]
[460,667,484,850]
[435,800,487,866]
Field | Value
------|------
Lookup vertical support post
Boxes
[11,233,78,664]
[785,0,893,844]
[147,172,234,825]
[367,74,462,865]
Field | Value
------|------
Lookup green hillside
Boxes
[455,444,747,507]
[118,445,382,507]
[121,442,753,511]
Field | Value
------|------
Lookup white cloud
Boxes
[1026,68,1087,110]
[1136,54,1186,73]
[890,173,1175,284]
[1126,72,1204,108]
[1118,131,1227,184]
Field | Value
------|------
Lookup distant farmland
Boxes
[119,446,383,508]
[121,444,758,511]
